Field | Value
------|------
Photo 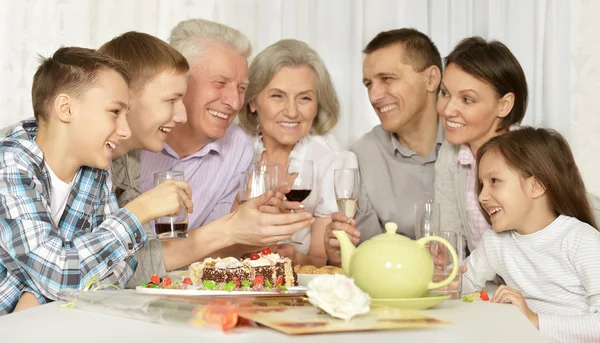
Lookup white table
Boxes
[0,296,547,343]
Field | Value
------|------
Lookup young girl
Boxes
[462,127,600,342]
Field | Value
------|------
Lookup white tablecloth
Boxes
[0,294,547,343]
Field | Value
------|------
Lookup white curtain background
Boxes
[0,0,597,194]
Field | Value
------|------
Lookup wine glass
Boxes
[334,168,360,223]
[281,158,314,245]
[284,158,314,204]
[239,170,271,204]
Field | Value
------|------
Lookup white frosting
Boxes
[214,257,243,269]
[263,253,284,263]
[248,256,272,267]
[306,274,371,321]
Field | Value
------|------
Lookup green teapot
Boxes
[333,222,458,299]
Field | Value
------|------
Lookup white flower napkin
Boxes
[306,274,370,321]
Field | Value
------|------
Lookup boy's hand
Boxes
[14,291,41,312]
[125,180,193,224]
[324,212,360,267]
[492,285,539,329]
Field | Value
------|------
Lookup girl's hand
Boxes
[492,285,539,329]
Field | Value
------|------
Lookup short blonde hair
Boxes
[169,18,252,66]
[98,31,189,94]
[238,39,339,136]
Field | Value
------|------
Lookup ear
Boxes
[497,92,515,119]
[425,65,442,93]
[249,100,257,113]
[53,94,74,123]
[527,176,547,199]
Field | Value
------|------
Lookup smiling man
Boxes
[139,19,253,230]
[324,29,445,265]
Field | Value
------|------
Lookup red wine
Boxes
[286,189,312,202]
[155,222,188,238]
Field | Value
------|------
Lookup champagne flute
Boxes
[334,168,360,223]
[239,170,271,204]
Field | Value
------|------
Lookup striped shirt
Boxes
[139,124,252,230]
[457,144,490,247]
[463,215,600,343]
[0,120,147,315]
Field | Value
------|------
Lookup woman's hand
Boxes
[492,285,539,329]
[271,243,298,261]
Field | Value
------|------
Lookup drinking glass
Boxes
[334,168,360,223]
[239,170,271,204]
[414,200,441,239]
[429,231,466,299]
[248,161,278,193]
[154,171,188,239]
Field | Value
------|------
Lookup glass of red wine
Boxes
[153,171,188,239]
[285,158,314,204]
[281,158,313,245]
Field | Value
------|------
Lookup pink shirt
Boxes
[457,144,490,247]
[139,124,252,230]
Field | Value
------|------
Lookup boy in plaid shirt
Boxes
[0,47,193,315]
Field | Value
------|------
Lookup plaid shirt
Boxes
[0,120,147,315]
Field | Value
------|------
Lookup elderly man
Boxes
[324,28,444,266]
[131,19,252,230]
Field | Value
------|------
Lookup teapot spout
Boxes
[333,230,355,277]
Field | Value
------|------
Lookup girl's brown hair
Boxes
[476,126,597,230]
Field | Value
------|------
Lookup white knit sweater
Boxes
[462,215,600,343]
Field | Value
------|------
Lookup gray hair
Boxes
[238,39,340,136]
[169,18,252,65]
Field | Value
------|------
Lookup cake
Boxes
[188,248,297,291]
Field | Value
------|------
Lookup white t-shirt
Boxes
[253,133,358,254]
[462,215,600,343]
[46,163,74,225]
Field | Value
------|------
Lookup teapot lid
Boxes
[369,222,406,242]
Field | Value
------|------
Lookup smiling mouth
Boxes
[105,141,116,150]
[488,207,502,218]
[159,126,171,133]
[209,109,228,119]
[446,121,465,129]
[279,122,299,128]
[378,104,397,113]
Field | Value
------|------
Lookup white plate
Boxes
[297,274,317,287]
[135,285,307,296]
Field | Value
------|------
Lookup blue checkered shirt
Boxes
[0,120,147,315]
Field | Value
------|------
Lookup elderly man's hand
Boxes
[323,212,360,267]
[228,191,314,246]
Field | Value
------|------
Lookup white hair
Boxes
[169,18,252,65]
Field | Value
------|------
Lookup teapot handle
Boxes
[416,236,459,290]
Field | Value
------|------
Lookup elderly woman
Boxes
[238,39,357,266]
